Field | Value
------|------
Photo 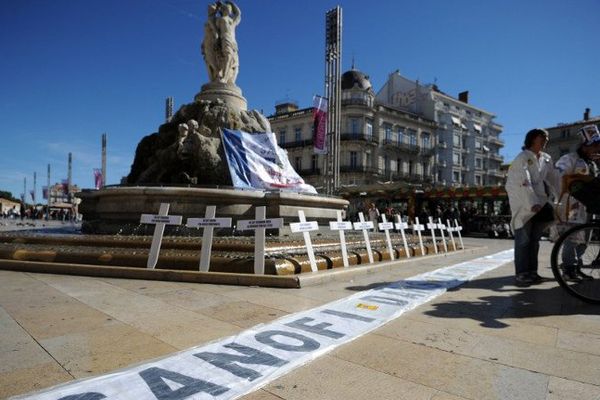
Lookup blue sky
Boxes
[1,0,599,201]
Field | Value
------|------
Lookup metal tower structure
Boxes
[67,152,72,199]
[166,97,174,122]
[324,6,342,195]
[102,133,107,187]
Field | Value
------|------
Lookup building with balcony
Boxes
[544,108,600,161]
[376,71,505,187]
[268,67,438,192]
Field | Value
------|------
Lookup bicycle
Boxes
[550,174,600,304]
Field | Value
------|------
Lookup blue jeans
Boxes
[513,219,548,276]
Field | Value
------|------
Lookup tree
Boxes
[0,190,19,202]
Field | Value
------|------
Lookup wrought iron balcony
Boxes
[340,133,379,145]
[279,139,314,149]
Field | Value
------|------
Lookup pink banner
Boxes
[312,95,328,154]
[93,168,103,189]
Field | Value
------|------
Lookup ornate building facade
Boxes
[268,68,438,192]
[376,71,505,187]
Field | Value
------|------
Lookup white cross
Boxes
[329,210,351,267]
[379,215,395,261]
[140,203,183,269]
[427,216,439,254]
[394,215,410,259]
[412,217,426,256]
[437,218,448,253]
[290,210,319,272]
[454,219,465,249]
[186,205,232,272]
[354,212,374,264]
[236,206,283,275]
[446,218,457,251]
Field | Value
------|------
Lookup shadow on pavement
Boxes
[346,275,600,329]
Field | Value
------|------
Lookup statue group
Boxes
[202,1,241,85]
[126,1,271,186]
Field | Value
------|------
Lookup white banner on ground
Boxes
[20,249,515,400]
[140,203,183,269]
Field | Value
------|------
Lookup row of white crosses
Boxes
[140,203,463,275]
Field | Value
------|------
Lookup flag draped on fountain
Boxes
[221,128,317,194]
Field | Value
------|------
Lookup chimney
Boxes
[458,91,469,103]
[584,108,590,121]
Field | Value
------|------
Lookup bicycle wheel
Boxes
[551,222,600,304]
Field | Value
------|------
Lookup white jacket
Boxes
[555,152,594,224]
[505,149,559,231]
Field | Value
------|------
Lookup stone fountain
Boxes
[78,0,347,235]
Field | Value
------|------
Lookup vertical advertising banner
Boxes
[312,95,328,154]
[93,168,103,189]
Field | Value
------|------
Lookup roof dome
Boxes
[341,69,372,91]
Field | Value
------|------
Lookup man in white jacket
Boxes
[555,125,600,281]
[506,128,559,287]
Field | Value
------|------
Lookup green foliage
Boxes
[0,190,19,202]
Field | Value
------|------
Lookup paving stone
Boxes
[333,334,549,400]
[259,355,438,400]
[546,376,600,400]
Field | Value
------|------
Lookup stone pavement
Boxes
[1,238,599,399]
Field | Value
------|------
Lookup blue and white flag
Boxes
[221,129,317,194]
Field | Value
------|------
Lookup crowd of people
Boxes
[1,205,75,222]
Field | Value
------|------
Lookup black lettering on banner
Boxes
[194,343,287,381]
[58,394,106,400]
[379,289,427,300]
[400,281,444,290]
[285,317,345,339]
[320,309,375,322]
[139,367,229,400]
[360,295,409,307]
[255,330,320,352]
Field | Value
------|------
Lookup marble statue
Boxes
[202,1,241,85]
[126,1,272,186]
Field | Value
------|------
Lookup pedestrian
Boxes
[505,128,559,287]
[368,202,380,232]
[554,125,600,282]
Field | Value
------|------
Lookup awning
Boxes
[473,124,482,132]
[482,145,490,152]
[461,123,468,130]
[451,116,461,125]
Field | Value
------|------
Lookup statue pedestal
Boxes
[194,83,247,111]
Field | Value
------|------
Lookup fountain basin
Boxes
[77,186,348,235]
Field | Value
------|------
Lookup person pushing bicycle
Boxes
[555,125,600,282]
